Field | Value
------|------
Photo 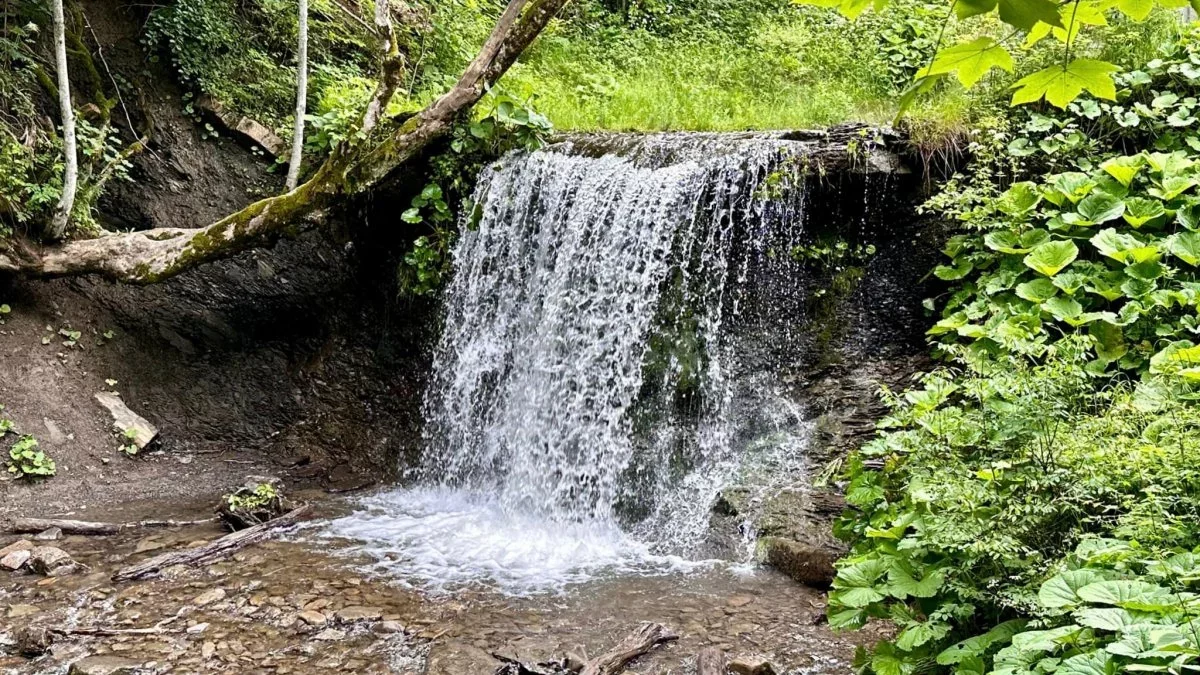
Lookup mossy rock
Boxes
[760,536,843,588]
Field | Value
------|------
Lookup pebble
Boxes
[374,620,406,634]
[335,606,383,623]
[7,603,41,618]
[192,588,226,606]
[68,655,141,675]
[313,628,346,641]
[1,548,31,571]
[0,539,33,557]
[298,610,328,626]
[34,527,63,541]
[201,642,216,660]
[729,656,778,675]
[187,623,210,634]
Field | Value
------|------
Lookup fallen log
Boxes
[9,517,218,536]
[697,647,726,675]
[580,622,678,675]
[112,506,309,582]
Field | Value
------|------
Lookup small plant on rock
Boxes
[118,428,139,456]
[219,479,289,530]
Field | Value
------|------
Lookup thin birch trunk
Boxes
[48,0,78,239]
[285,0,309,191]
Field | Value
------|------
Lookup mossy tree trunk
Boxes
[0,0,567,283]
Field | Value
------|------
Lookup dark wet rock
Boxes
[13,624,53,656]
[761,537,840,588]
[68,655,142,675]
[28,546,79,576]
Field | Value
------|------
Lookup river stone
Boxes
[7,603,40,618]
[729,657,778,675]
[374,620,405,634]
[760,537,838,588]
[0,539,33,558]
[192,588,226,606]
[34,527,62,541]
[313,628,346,641]
[335,606,382,622]
[298,610,328,626]
[1,548,31,571]
[14,624,53,656]
[68,655,141,675]
[28,546,78,576]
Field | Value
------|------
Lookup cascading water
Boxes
[327,132,836,594]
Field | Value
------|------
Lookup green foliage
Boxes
[2,408,54,478]
[225,482,279,511]
[799,0,1190,112]
[119,428,139,456]
[397,92,552,297]
[833,30,1200,675]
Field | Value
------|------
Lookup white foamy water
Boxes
[325,133,825,594]
[324,486,711,595]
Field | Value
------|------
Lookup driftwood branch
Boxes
[0,0,571,284]
[8,516,218,536]
[112,506,309,582]
[579,622,678,675]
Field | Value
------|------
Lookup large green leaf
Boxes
[1063,193,1125,226]
[1101,155,1145,186]
[1055,650,1117,675]
[925,37,1013,87]
[1149,340,1200,375]
[1075,579,1173,609]
[1039,569,1109,608]
[996,182,1042,216]
[998,0,1065,29]
[888,566,946,599]
[1116,0,1155,20]
[1011,60,1120,108]
[1011,625,1086,652]
[1052,172,1098,203]
[1169,231,1200,265]
[1121,197,1165,227]
[1043,295,1084,321]
[1073,607,1135,631]
[1016,278,1059,302]
[1090,322,1127,361]
[935,259,975,280]
[1091,229,1159,264]
[1025,240,1080,277]
[937,620,1028,665]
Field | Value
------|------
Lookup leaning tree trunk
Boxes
[0,0,571,282]
[48,0,78,240]
[285,0,309,191]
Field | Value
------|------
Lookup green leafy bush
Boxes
[6,434,55,478]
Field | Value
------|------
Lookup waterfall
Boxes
[328,132,828,593]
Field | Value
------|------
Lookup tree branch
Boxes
[2,0,570,284]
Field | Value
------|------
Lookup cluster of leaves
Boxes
[2,408,54,478]
[944,538,1200,673]
[398,92,552,297]
[830,339,1200,674]
[830,29,1200,675]
[929,37,1200,374]
[801,0,1193,112]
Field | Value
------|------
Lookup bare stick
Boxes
[112,506,309,582]
[580,622,678,675]
[8,517,218,536]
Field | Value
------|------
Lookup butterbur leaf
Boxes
[1012,60,1120,108]
[925,37,1013,87]
[996,181,1042,215]
[1043,295,1083,321]
[936,259,975,280]
[1075,579,1172,608]
[1051,270,1088,294]
[1055,650,1116,675]
[937,620,1027,665]
[1063,193,1125,226]
[1073,607,1135,631]
[1039,569,1108,608]
[1169,231,1200,265]
[1011,625,1086,652]
[1121,197,1165,227]
[1101,155,1144,186]
[1051,172,1097,203]
[1148,176,1198,200]
[1149,340,1200,374]
[1016,278,1058,302]
[888,566,946,598]
[1177,203,1200,230]
[895,620,951,650]
[1024,240,1079,276]
[1090,321,1127,361]
[1125,260,1164,281]
[985,231,1036,254]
